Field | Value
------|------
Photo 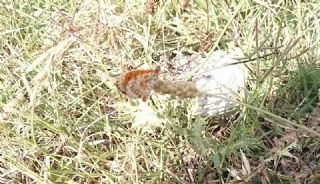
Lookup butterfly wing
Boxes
[125,72,159,101]
[117,68,160,101]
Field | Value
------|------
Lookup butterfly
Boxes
[116,66,160,101]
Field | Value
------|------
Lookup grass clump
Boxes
[1,0,320,183]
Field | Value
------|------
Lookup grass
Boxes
[1,0,320,183]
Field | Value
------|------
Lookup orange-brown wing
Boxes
[116,68,160,101]
[125,72,159,100]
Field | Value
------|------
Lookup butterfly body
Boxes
[116,66,160,101]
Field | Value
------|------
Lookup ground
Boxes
[0,0,320,183]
